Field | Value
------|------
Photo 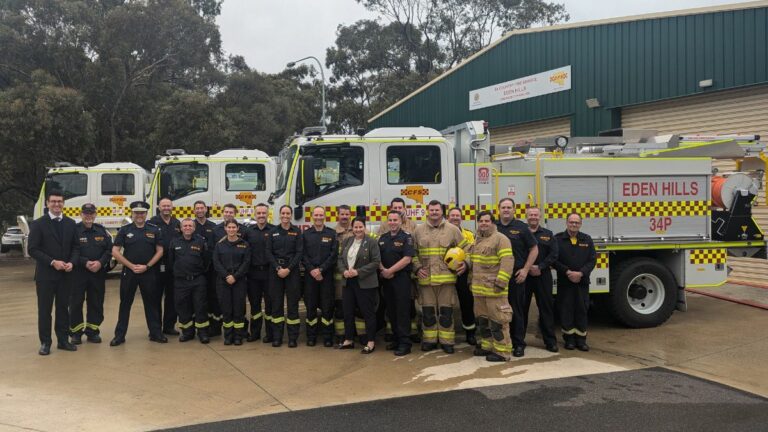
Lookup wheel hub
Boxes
[628,283,648,300]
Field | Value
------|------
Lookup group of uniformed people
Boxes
[30,191,597,361]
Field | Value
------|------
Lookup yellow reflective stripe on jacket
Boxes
[470,254,501,264]
[418,274,458,285]
[497,248,512,258]
[457,239,469,249]
[493,341,512,353]
[497,270,511,283]
[418,247,448,256]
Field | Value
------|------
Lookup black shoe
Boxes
[39,343,51,356]
[337,342,354,350]
[545,344,559,353]
[198,334,210,344]
[224,338,233,346]
[209,326,222,337]
[576,343,590,352]
[324,339,334,348]
[234,338,243,346]
[247,334,260,342]
[149,334,168,343]
[306,339,316,347]
[288,339,297,348]
[410,334,422,343]
[486,352,507,362]
[513,346,525,357]
[441,344,455,354]
[272,340,282,348]
[386,342,398,351]
[163,328,180,336]
[57,341,77,351]
[473,347,490,357]
[110,336,125,347]
[86,334,102,343]
[564,341,575,350]
[394,346,411,356]
[71,334,82,345]
[179,334,195,343]
[384,334,394,343]
[263,335,274,344]
[466,332,477,346]
[421,342,437,352]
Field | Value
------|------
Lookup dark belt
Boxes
[175,274,202,281]
[251,264,269,271]
[276,258,288,266]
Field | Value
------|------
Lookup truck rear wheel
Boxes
[609,258,677,328]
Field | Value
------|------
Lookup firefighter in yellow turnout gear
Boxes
[465,210,515,361]
[412,200,467,353]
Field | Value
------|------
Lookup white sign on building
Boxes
[469,65,572,111]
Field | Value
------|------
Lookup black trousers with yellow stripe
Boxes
[217,277,247,340]
[304,271,334,341]
[69,270,105,336]
[557,280,589,343]
[175,276,209,337]
[270,269,301,342]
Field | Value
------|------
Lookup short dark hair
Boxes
[448,207,462,216]
[224,219,238,227]
[255,202,268,209]
[159,196,173,204]
[193,200,207,208]
[46,190,64,201]
[387,210,402,219]
[352,217,366,226]
[338,204,351,212]
[498,197,515,207]
[390,197,406,206]
[477,210,495,222]
[223,203,237,211]
[427,199,442,208]
[279,205,292,213]
[180,217,195,225]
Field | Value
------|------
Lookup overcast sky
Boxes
[216,0,743,74]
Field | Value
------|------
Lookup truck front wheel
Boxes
[609,258,677,328]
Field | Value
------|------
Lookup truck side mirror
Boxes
[297,156,316,205]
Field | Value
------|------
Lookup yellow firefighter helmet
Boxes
[444,247,466,271]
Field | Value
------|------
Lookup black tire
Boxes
[609,257,677,328]
[0,244,9,253]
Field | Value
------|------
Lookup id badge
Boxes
[160,264,166,273]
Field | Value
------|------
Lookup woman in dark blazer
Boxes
[337,217,381,353]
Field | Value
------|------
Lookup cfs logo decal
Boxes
[549,71,568,86]
[400,186,429,204]
[109,196,126,207]
[236,192,255,205]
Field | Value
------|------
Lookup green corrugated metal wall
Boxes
[369,7,768,136]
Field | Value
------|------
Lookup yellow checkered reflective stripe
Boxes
[689,248,726,264]
[459,204,527,221]
[195,321,210,328]
[272,316,285,324]
[62,206,131,217]
[418,273,457,285]
[471,284,507,297]
[286,318,300,325]
[596,252,609,269]
[251,312,263,320]
[612,200,709,217]
[178,321,194,329]
[306,318,318,326]
[69,322,86,333]
[546,202,609,219]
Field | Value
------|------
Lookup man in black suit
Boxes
[28,190,80,355]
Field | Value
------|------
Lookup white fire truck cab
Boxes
[271,122,768,328]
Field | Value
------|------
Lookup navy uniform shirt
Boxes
[169,235,209,279]
[148,215,181,264]
[531,226,558,274]
[378,229,415,278]
[553,231,596,287]
[194,219,216,250]
[496,219,538,270]
[75,222,113,273]
[302,225,338,274]
[114,223,163,266]
[213,237,251,280]
[247,222,274,269]
[266,224,303,270]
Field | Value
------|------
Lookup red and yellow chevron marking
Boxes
[689,248,726,265]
